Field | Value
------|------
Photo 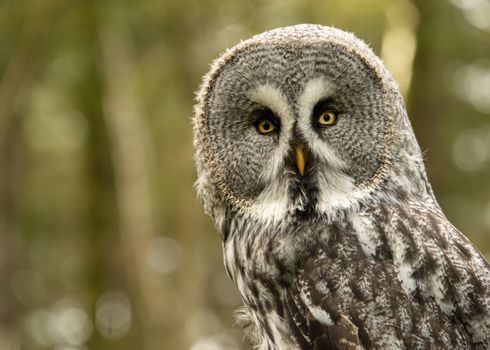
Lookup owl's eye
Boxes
[317,111,337,126]
[256,119,277,134]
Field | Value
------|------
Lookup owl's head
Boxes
[194,24,430,227]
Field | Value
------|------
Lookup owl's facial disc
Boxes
[198,33,392,222]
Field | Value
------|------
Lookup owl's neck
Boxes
[376,107,441,212]
[223,213,329,284]
[376,136,441,214]
[221,151,439,286]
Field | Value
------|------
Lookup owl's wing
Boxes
[282,203,490,349]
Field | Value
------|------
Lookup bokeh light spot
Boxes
[95,292,132,340]
[452,131,488,171]
[449,0,490,31]
[190,333,241,350]
[145,236,182,274]
[186,309,221,342]
[48,299,93,346]
[453,60,490,113]
[24,309,54,348]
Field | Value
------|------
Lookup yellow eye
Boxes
[318,111,337,126]
[256,119,276,134]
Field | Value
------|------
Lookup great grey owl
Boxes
[193,24,490,349]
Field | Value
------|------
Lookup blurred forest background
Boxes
[0,0,489,349]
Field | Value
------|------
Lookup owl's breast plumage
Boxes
[223,201,490,349]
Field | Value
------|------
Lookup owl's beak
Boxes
[294,144,306,176]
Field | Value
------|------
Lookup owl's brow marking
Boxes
[248,84,293,124]
[297,77,336,120]
[297,77,348,172]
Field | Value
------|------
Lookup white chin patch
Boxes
[251,180,291,222]
[315,169,361,218]
[250,168,361,223]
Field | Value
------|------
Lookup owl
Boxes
[193,24,490,349]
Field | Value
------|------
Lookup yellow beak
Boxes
[294,144,306,176]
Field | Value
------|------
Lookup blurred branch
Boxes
[0,2,63,350]
[0,0,62,153]
[380,0,419,100]
[0,38,36,152]
[98,11,177,350]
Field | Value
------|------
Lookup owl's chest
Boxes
[223,216,333,287]
[224,216,475,350]
[222,216,385,348]
[221,215,373,333]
